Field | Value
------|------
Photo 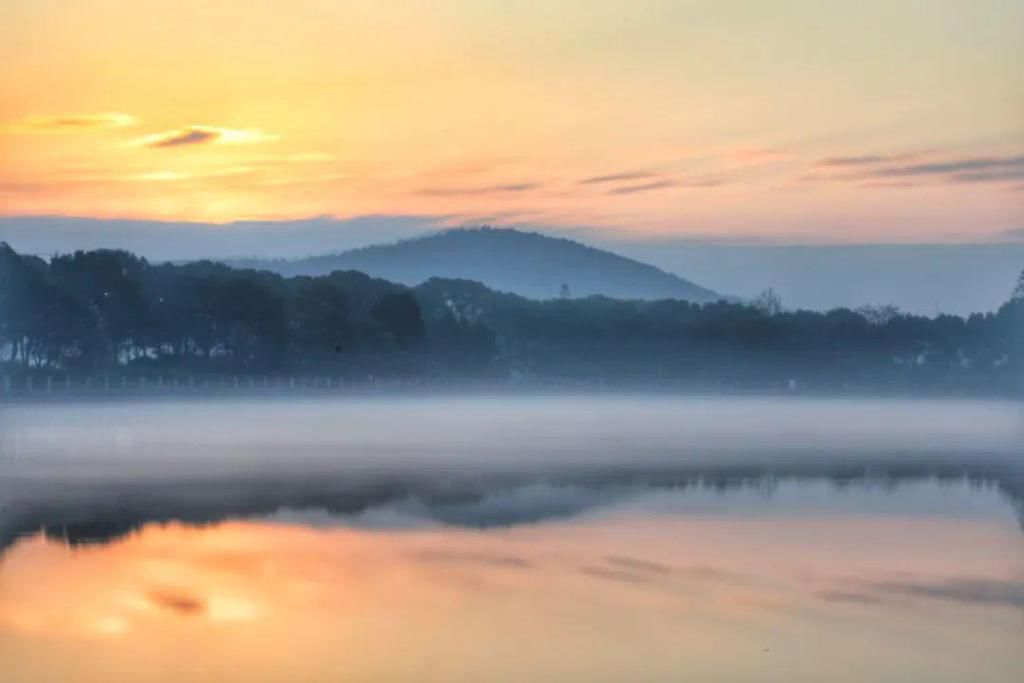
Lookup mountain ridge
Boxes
[233,227,721,303]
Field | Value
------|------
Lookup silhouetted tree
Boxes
[371,291,424,348]
[857,304,901,326]
[0,243,1018,393]
[49,250,151,362]
[752,288,782,316]
[1012,268,1024,302]
[288,279,352,365]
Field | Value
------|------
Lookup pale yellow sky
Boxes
[1,0,1022,241]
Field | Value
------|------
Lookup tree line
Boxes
[1,242,1021,393]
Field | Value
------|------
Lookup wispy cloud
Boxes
[871,155,1024,182]
[147,588,206,616]
[857,180,919,190]
[417,182,542,197]
[868,577,1024,610]
[607,179,677,195]
[818,575,1024,611]
[131,125,277,149]
[606,176,723,195]
[816,589,885,605]
[413,549,532,569]
[580,171,658,185]
[7,112,137,133]
[809,152,1024,185]
[815,154,915,168]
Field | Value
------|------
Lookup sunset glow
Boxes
[1,1,1022,241]
[2,503,1021,682]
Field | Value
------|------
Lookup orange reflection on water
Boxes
[1,503,1022,683]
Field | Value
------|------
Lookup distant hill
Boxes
[235,228,721,302]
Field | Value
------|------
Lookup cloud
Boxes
[417,182,542,197]
[131,125,277,149]
[8,112,137,133]
[147,128,218,148]
[947,168,1024,183]
[607,179,677,195]
[580,565,661,585]
[604,556,672,575]
[872,155,1024,181]
[580,171,658,185]
[808,152,1024,185]
[816,589,885,605]
[867,577,1024,610]
[147,588,206,616]
[412,549,532,569]
[607,176,723,195]
[816,154,913,168]
[580,557,746,588]
[857,180,919,190]
[1001,227,1024,240]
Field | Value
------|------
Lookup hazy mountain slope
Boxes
[238,228,721,302]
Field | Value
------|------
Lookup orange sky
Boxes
[1,1,1022,241]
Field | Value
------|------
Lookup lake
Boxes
[1,396,1022,682]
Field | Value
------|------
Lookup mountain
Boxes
[235,228,721,302]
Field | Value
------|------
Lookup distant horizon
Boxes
[3,213,1024,256]
[2,214,1022,316]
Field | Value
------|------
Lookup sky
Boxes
[0,0,1022,243]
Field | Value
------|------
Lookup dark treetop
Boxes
[1,242,1021,394]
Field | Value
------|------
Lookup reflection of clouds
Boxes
[581,556,754,591]
[1,505,1021,682]
[412,549,532,570]
[815,589,885,605]
[580,565,661,586]
[605,555,673,575]
[147,588,206,616]
[818,576,1024,611]
[0,524,281,641]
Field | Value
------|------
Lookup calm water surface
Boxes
[0,396,1022,682]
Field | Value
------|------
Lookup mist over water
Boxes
[1,395,1022,682]
[3,394,1021,469]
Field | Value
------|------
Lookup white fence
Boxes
[0,374,426,397]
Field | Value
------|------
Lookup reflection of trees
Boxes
[3,459,1022,558]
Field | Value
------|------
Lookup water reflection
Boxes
[1,397,1022,681]
[1,482,1022,683]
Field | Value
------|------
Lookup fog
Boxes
[3,395,1022,553]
